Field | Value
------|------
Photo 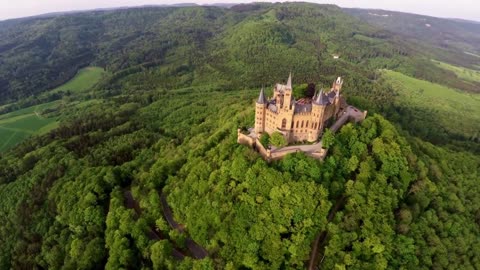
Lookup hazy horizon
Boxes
[1,0,479,22]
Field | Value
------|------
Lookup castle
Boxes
[254,73,347,143]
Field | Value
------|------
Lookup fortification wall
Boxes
[237,130,255,147]
[255,138,271,160]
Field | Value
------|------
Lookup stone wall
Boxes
[237,130,255,147]
[255,138,271,160]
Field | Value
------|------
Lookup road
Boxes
[160,192,208,259]
[308,196,347,270]
[123,189,186,260]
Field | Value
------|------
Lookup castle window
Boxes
[306,121,309,128]
[296,121,299,128]
[281,119,287,129]
[301,121,304,128]
[291,121,294,128]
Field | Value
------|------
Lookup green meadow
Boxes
[0,102,59,152]
[432,60,480,82]
[382,69,480,139]
[50,67,106,93]
[0,67,105,152]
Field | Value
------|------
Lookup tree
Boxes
[260,133,270,148]
[322,129,335,149]
[151,240,172,269]
[270,132,287,147]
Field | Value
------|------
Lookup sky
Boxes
[0,0,479,22]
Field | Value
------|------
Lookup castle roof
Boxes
[294,102,312,113]
[286,72,292,89]
[257,87,267,104]
[268,103,278,112]
[314,89,329,105]
[327,90,336,103]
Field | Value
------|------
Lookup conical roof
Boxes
[257,87,267,104]
[314,89,327,105]
[286,72,292,89]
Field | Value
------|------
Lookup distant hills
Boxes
[1,2,479,105]
[345,8,480,68]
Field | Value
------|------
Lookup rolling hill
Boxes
[0,3,479,270]
[1,3,477,104]
[344,8,480,69]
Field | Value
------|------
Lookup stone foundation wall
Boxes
[255,138,271,160]
[237,130,255,147]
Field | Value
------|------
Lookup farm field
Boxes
[50,67,106,93]
[382,69,480,139]
[0,102,59,152]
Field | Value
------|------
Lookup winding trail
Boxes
[308,196,347,270]
[122,189,185,260]
[160,192,208,259]
[122,188,208,260]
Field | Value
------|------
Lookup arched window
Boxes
[291,121,294,128]
[301,121,304,128]
[281,119,287,129]
[296,121,299,128]
[306,121,309,128]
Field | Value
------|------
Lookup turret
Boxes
[283,73,293,110]
[286,72,292,90]
[333,76,343,92]
[311,89,327,141]
[257,87,267,104]
[255,87,267,134]
[332,77,343,117]
[314,89,327,105]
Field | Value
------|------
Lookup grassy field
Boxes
[50,67,106,93]
[382,69,480,138]
[353,34,384,44]
[0,67,105,152]
[432,60,480,82]
[0,102,60,152]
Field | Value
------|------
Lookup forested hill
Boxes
[1,2,477,104]
[344,8,480,68]
[0,3,479,270]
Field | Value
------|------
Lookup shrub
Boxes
[270,132,287,147]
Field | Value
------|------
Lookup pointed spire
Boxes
[315,89,325,105]
[286,72,292,90]
[257,87,267,104]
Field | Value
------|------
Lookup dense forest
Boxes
[0,3,479,269]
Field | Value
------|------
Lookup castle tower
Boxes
[332,77,343,117]
[333,76,343,93]
[310,89,327,141]
[283,72,293,110]
[255,87,267,134]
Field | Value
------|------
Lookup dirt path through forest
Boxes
[308,195,346,270]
